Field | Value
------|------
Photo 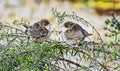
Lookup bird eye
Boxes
[43,22,49,26]
[36,24,39,26]
[64,21,74,28]
[41,19,49,26]
[34,23,39,27]
[64,25,68,28]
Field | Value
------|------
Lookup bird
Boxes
[33,19,51,42]
[34,19,51,30]
[23,19,51,43]
[61,21,92,45]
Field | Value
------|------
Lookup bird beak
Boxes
[45,23,51,31]
[60,24,68,33]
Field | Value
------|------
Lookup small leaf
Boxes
[74,51,78,56]
[0,22,3,30]
[105,19,110,25]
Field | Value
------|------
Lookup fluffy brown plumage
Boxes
[62,21,92,45]
[34,19,50,27]
[23,19,51,42]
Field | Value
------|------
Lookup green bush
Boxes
[0,8,120,71]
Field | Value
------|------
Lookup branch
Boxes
[51,64,66,71]
[82,41,120,48]
[0,24,24,32]
[3,34,28,38]
[73,49,110,71]
[76,16,104,43]
[58,58,82,67]
[51,9,104,43]
[60,41,120,56]
[5,37,17,48]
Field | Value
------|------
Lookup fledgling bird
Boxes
[23,19,51,43]
[32,19,51,42]
[34,19,51,30]
[61,21,92,45]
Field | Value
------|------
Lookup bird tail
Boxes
[87,33,92,36]
[83,30,92,37]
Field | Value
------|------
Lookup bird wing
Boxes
[39,27,49,37]
[73,24,92,37]
[65,30,84,40]
[71,30,85,40]
[28,29,41,38]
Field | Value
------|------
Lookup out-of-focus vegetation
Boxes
[0,8,120,71]
[0,0,120,71]
[87,0,120,14]
[104,14,120,43]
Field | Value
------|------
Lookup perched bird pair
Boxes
[61,21,92,45]
[23,19,92,44]
[23,19,51,43]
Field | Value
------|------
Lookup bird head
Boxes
[64,21,74,28]
[32,19,51,30]
[40,19,51,30]
[40,19,50,27]
[60,21,75,33]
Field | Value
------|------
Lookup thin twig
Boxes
[3,34,28,38]
[74,49,110,71]
[51,9,104,43]
[5,37,17,48]
[58,58,82,67]
[76,17,104,44]
[51,64,66,71]
[0,24,23,32]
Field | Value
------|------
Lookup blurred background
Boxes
[0,0,120,42]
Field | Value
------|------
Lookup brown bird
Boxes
[34,19,50,29]
[23,19,51,43]
[61,21,92,45]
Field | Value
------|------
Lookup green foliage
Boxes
[0,21,67,70]
[104,14,120,42]
[51,7,89,27]
[0,40,66,71]
[0,10,120,71]
[105,14,120,32]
